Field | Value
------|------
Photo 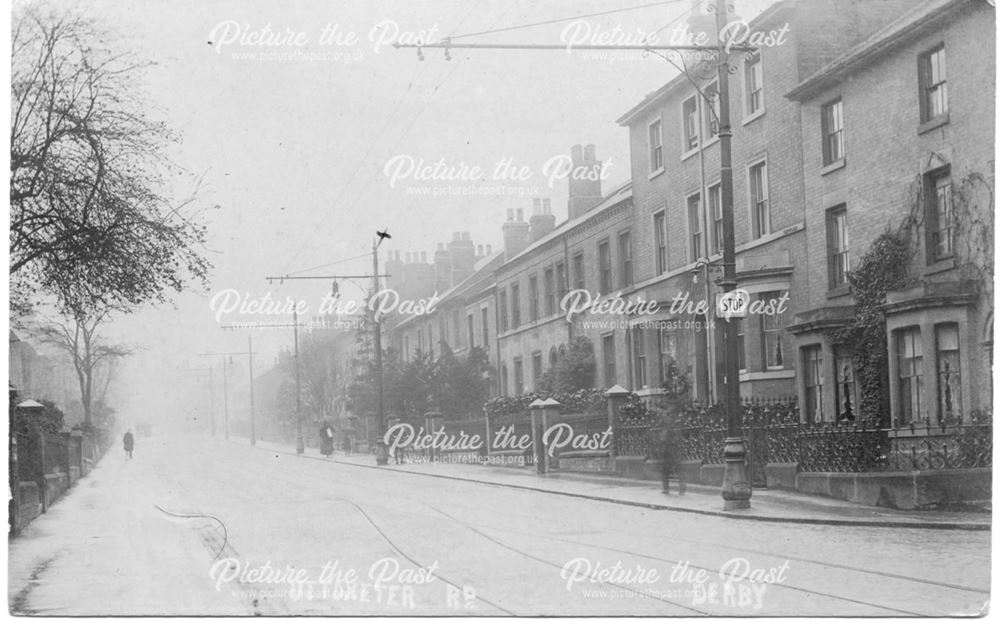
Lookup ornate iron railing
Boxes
[797,423,885,472]
[615,395,991,474]
[783,420,992,473]
[880,422,992,471]
[616,410,657,458]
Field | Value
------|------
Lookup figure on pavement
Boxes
[123,430,134,459]
[656,423,686,495]
[319,422,334,457]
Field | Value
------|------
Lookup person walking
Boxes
[319,422,334,457]
[123,430,135,459]
[656,423,686,495]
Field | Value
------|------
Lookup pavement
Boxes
[8,433,991,616]
[256,440,992,531]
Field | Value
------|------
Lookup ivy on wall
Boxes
[828,167,994,425]
[829,229,914,424]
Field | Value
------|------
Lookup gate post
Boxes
[423,410,442,462]
[529,398,561,474]
[604,385,630,466]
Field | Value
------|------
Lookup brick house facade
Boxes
[494,178,633,395]
[614,0,916,402]
[786,0,995,425]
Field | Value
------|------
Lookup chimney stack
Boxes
[502,207,531,261]
[567,143,603,220]
[448,230,476,286]
[434,242,451,293]
[385,248,405,289]
[529,197,556,242]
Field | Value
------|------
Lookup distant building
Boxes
[493,157,633,395]
[387,236,500,371]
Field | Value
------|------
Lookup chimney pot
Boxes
[420,251,427,262]
[477,244,484,256]
[543,198,552,214]
[532,198,542,214]
[453,232,461,241]
[584,144,596,161]
[507,208,514,221]
[516,208,524,221]
[486,244,492,254]
[571,144,584,164]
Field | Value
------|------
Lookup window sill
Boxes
[826,284,851,299]
[918,114,949,135]
[739,369,795,381]
[741,108,765,126]
[680,147,699,162]
[925,257,956,275]
[702,135,719,149]
[648,167,665,180]
[820,158,846,176]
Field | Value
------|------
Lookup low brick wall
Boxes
[482,449,531,468]
[554,451,612,473]
[17,481,41,528]
[614,456,661,480]
[613,456,990,510]
[795,468,991,510]
[43,472,69,509]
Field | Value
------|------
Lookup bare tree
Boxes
[34,309,132,429]
[289,332,347,425]
[10,3,210,317]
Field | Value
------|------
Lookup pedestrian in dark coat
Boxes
[123,430,134,459]
[319,423,335,456]
[655,424,686,495]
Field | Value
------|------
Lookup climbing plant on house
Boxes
[829,229,914,424]
[829,167,994,425]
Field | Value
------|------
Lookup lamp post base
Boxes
[374,441,389,465]
[721,436,752,510]
[296,437,304,454]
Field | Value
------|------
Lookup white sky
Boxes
[11,0,778,420]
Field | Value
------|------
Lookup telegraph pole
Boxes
[213,332,258,446]
[372,236,388,465]
[248,335,256,446]
[232,313,308,453]
[713,0,750,510]
[209,366,216,437]
[221,359,229,440]
[293,304,304,454]
[267,231,392,465]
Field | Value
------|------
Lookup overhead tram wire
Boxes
[446,0,690,41]
[283,0,487,271]
[284,251,371,277]
[293,0,676,271]
[330,0,522,218]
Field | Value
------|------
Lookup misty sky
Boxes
[20,0,776,422]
